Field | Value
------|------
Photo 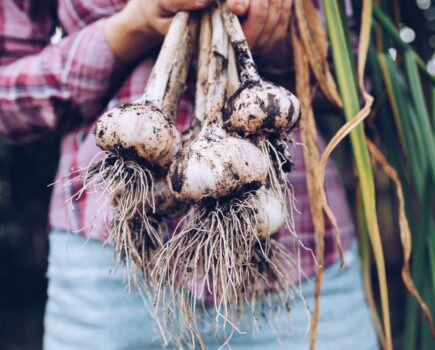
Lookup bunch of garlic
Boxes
[153,4,301,346]
[70,2,301,347]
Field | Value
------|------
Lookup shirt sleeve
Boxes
[0,18,123,143]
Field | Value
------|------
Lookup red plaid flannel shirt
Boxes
[0,0,354,279]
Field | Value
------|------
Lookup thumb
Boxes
[226,0,250,16]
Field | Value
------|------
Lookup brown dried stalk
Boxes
[293,0,341,107]
[290,21,326,350]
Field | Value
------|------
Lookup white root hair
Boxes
[64,151,162,281]
[151,189,305,347]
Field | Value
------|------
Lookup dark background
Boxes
[0,136,58,350]
[0,1,433,349]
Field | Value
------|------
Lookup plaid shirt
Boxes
[0,0,354,278]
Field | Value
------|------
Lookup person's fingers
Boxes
[241,0,269,49]
[152,0,213,34]
[255,0,282,50]
[159,0,213,15]
[261,11,288,53]
[226,0,250,16]
[260,0,291,53]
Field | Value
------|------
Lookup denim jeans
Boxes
[43,229,378,349]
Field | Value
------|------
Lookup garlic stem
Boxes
[226,45,240,97]
[143,12,189,108]
[194,11,212,122]
[204,6,228,125]
[221,6,260,82]
[162,14,199,120]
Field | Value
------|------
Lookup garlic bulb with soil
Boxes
[94,103,181,168]
[221,6,300,134]
[168,123,268,201]
[68,12,197,278]
[167,11,268,202]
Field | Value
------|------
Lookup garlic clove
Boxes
[168,132,268,202]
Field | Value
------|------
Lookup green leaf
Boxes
[322,0,392,348]
[403,51,435,183]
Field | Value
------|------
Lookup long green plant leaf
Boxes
[321,1,393,348]
[403,51,435,182]
[367,12,435,348]
[378,53,426,198]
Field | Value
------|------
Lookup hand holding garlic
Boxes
[226,0,293,54]
[104,0,212,63]
[105,0,292,64]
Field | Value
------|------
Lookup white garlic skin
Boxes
[256,188,286,238]
[225,81,300,134]
[168,126,268,202]
[95,102,181,167]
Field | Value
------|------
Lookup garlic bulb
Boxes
[221,6,300,135]
[95,102,181,167]
[168,124,267,201]
[220,5,299,242]
[94,12,192,168]
[167,9,267,202]
[256,187,286,238]
[224,80,300,134]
